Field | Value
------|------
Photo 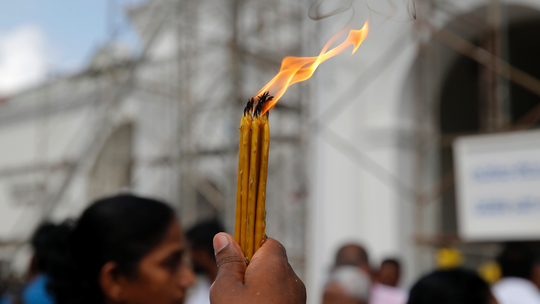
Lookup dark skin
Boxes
[377,262,399,287]
[532,263,540,291]
[26,256,39,282]
[99,220,196,304]
[210,232,306,304]
[322,283,364,304]
[335,245,370,276]
[487,294,500,304]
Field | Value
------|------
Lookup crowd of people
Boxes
[1,193,540,304]
[322,241,540,304]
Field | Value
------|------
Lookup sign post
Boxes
[454,130,540,241]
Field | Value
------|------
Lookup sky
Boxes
[0,0,145,96]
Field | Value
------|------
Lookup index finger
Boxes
[250,238,288,263]
[245,238,291,281]
[244,238,306,302]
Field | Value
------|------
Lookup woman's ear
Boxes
[99,261,126,303]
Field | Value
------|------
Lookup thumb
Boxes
[212,232,246,286]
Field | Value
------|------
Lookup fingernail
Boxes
[213,234,229,255]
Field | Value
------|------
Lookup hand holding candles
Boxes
[235,93,272,262]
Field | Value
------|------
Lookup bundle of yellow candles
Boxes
[234,92,272,262]
[231,21,369,263]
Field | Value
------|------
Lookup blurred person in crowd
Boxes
[185,220,224,304]
[407,268,498,304]
[0,277,24,304]
[322,243,371,304]
[478,260,502,285]
[47,194,305,304]
[334,244,370,276]
[532,260,540,291]
[370,259,407,304]
[377,259,401,287]
[0,222,72,304]
[492,243,540,304]
[323,266,371,304]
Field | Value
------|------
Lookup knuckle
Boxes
[279,243,288,258]
[216,254,245,268]
[266,238,288,258]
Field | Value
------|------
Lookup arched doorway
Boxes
[439,7,540,236]
[400,4,540,272]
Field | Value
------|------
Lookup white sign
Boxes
[454,130,540,241]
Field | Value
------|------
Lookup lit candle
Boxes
[235,94,272,262]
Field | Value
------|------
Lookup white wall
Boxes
[306,0,540,303]
[306,5,419,301]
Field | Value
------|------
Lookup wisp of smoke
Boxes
[308,0,353,21]
[407,0,417,20]
[308,0,417,23]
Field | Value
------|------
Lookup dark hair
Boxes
[48,194,176,304]
[186,219,224,255]
[31,221,74,275]
[407,268,491,304]
[497,242,535,279]
[335,244,369,267]
[381,258,401,271]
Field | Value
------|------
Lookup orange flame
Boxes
[256,21,369,114]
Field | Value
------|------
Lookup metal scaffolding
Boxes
[0,0,312,278]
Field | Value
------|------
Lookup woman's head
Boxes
[31,221,73,277]
[407,268,495,304]
[50,194,194,304]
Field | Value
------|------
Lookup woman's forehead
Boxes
[148,220,185,258]
[164,220,183,241]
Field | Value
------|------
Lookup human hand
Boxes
[209,233,306,304]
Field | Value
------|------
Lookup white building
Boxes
[1,1,540,303]
[0,0,310,280]
[307,0,540,302]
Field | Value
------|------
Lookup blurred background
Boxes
[0,0,539,303]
